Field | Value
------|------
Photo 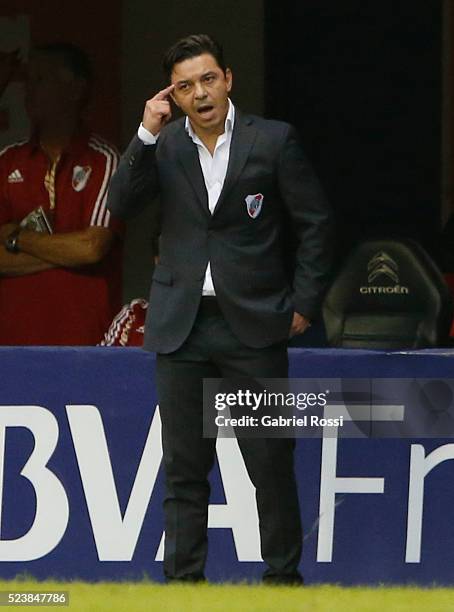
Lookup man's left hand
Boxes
[289,312,311,337]
[0,223,19,242]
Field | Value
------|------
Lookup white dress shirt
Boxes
[137,99,235,295]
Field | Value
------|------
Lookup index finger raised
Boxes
[153,84,175,100]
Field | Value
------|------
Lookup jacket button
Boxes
[129,155,136,166]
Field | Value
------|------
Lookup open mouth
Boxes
[197,104,214,116]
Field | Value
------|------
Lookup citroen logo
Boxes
[367,252,399,284]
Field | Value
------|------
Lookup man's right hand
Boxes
[142,84,175,136]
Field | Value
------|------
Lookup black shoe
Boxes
[262,572,304,586]
[165,573,206,584]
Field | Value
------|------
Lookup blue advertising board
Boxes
[0,347,453,585]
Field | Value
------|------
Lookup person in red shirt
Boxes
[0,43,123,345]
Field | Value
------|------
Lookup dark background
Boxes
[265,0,443,266]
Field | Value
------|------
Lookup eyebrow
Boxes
[174,71,218,87]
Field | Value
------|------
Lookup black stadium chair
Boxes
[322,238,454,349]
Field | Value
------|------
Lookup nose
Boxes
[194,81,207,99]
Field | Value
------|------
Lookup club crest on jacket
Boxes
[72,165,92,192]
[245,193,264,218]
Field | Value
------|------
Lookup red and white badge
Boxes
[72,165,92,192]
[245,193,264,218]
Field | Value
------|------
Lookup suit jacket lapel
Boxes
[213,110,257,216]
[175,125,210,214]
[174,110,257,216]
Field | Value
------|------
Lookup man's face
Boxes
[170,53,232,137]
[25,54,81,125]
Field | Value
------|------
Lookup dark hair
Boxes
[162,34,226,80]
[33,42,93,84]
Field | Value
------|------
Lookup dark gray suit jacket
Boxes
[107,110,333,353]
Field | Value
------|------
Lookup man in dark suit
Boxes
[108,34,332,584]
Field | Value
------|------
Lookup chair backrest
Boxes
[323,238,454,349]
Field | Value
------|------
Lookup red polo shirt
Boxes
[0,132,123,345]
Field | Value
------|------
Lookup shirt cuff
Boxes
[138,123,159,145]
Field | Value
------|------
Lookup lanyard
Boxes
[43,156,61,211]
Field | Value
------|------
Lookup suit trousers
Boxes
[155,297,303,581]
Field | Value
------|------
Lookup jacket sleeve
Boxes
[107,135,160,220]
[278,125,334,319]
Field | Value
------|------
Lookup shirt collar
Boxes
[28,125,91,158]
[185,98,235,142]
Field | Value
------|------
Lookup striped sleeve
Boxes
[100,302,131,346]
[88,136,120,228]
[99,299,148,346]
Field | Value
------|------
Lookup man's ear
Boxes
[225,67,233,93]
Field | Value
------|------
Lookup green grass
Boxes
[0,580,453,612]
